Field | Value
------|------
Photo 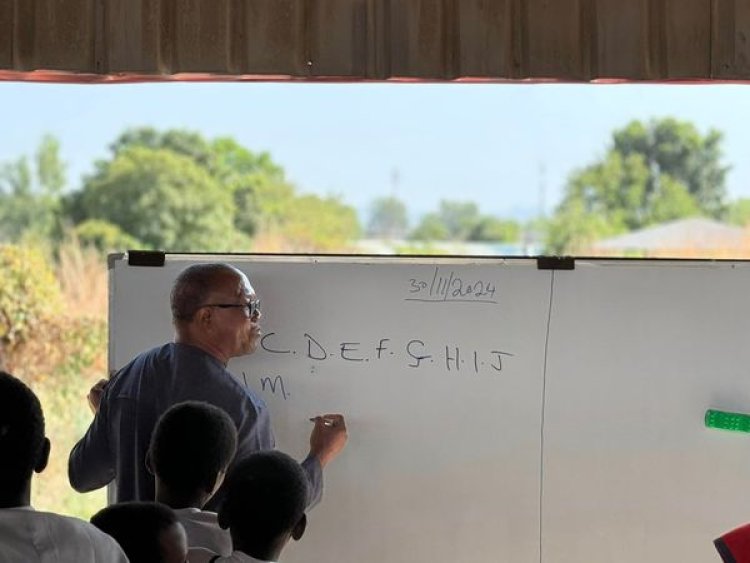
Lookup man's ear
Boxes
[291,514,307,541]
[145,450,154,475]
[34,437,51,474]
[197,306,212,326]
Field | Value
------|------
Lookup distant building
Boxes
[589,217,750,258]
[355,239,540,256]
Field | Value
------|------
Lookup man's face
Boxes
[205,270,262,359]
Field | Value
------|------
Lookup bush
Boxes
[1,242,108,519]
[74,219,142,253]
[0,245,63,349]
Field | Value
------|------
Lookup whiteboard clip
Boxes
[537,257,575,270]
[127,250,166,267]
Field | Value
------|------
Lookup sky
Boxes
[2,81,750,222]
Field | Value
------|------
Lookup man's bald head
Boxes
[170,263,243,325]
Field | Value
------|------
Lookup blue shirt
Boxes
[68,343,321,509]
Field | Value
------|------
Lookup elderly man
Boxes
[69,263,347,509]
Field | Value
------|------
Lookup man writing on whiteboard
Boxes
[68,263,347,509]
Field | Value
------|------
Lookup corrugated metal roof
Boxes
[1,0,749,83]
[592,218,748,251]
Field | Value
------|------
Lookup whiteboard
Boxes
[110,255,750,563]
[110,255,549,563]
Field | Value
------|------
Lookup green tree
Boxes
[470,217,520,242]
[71,126,363,252]
[211,137,296,237]
[561,151,650,232]
[73,219,143,253]
[37,135,66,196]
[548,117,729,253]
[73,146,236,251]
[410,213,450,241]
[0,134,66,242]
[101,128,304,241]
[367,196,409,238]
[109,127,215,170]
[435,201,481,240]
[727,198,750,227]
[613,118,728,217]
[281,194,361,251]
[647,175,701,224]
[211,137,284,183]
[411,201,481,240]
[544,199,617,255]
[410,200,519,242]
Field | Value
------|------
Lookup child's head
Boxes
[0,371,50,501]
[219,451,309,559]
[91,501,187,563]
[148,401,237,506]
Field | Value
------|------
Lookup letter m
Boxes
[260,375,287,399]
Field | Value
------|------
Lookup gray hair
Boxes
[170,263,239,323]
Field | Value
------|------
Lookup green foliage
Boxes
[727,198,750,227]
[281,194,361,251]
[367,196,409,238]
[544,200,618,255]
[211,137,284,183]
[469,217,521,242]
[232,171,296,237]
[75,146,236,251]
[549,117,729,254]
[0,244,63,346]
[109,127,214,169]
[613,118,728,217]
[410,213,450,241]
[0,135,66,242]
[410,200,519,242]
[435,201,482,240]
[73,219,143,253]
[561,152,649,232]
[36,135,66,196]
[647,175,701,224]
[68,126,361,252]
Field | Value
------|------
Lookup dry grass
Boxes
[55,237,108,320]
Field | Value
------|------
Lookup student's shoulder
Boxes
[33,512,128,560]
[32,510,101,537]
[174,507,219,524]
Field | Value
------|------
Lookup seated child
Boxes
[91,501,187,563]
[148,400,237,555]
[0,371,127,563]
[189,451,309,563]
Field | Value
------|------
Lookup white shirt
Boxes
[0,506,128,562]
[174,507,231,556]
[189,547,275,563]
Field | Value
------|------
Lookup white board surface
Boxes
[110,255,750,563]
[110,255,549,563]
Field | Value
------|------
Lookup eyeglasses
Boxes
[201,300,261,318]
